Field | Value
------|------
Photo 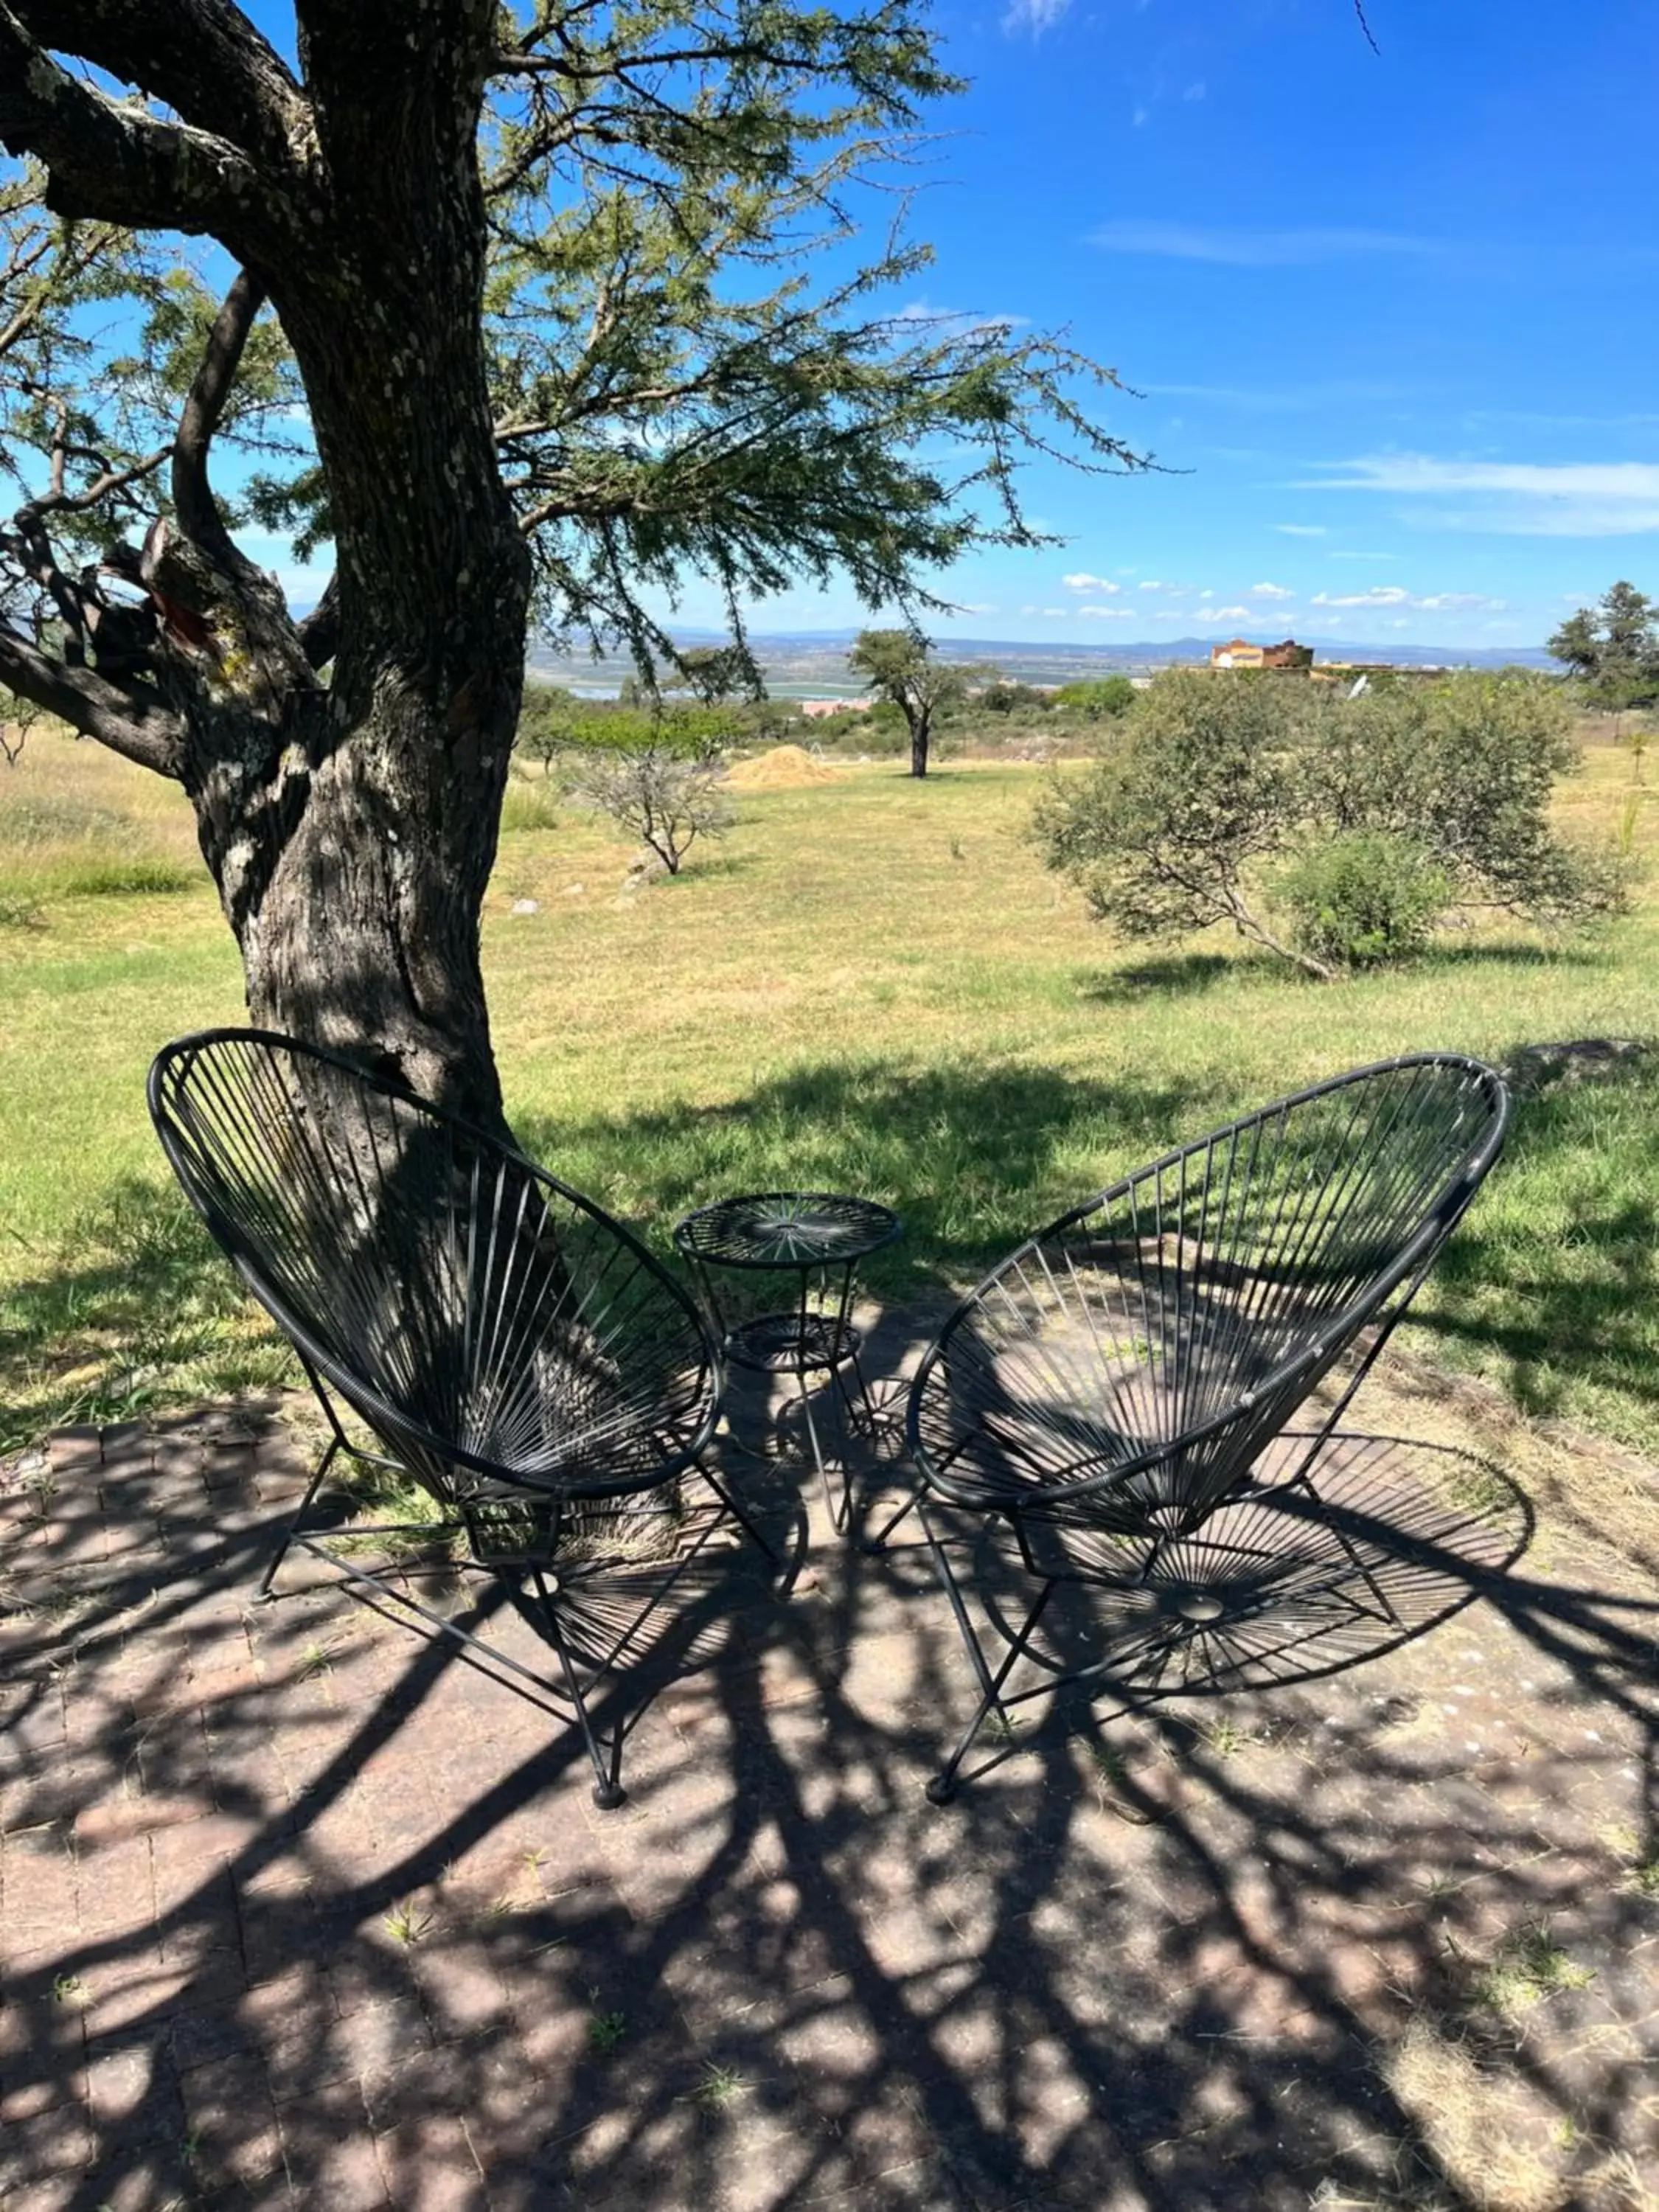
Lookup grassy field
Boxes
[4,724,1659,1459]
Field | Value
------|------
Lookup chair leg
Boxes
[919,1505,1058,1805]
[531,1567,627,1809]
[257,1437,338,1601]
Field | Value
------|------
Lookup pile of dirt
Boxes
[724,744,844,790]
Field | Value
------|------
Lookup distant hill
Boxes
[528,628,1554,695]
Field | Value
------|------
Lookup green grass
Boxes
[4,728,1659,1464]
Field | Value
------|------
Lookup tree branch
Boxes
[173,265,267,564]
[0,621,183,776]
[9,0,309,170]
[0,8,268,239]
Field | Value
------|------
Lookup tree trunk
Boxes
[909,708,930,779]
[176,52,532,1132]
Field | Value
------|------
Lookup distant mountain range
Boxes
[528,628,1554,695]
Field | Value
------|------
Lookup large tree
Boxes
[0,1,1142,1127]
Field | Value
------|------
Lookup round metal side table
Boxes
[673,1192,902,1533]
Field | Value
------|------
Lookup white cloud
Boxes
[1002,0,1070,33]
[958,602,999,616]
[1274,524,1327,538]
[1310,584,1504,612]
[1212,605,1251,620]
[1311,586,1412,608]
[1248,582,1294,600]
[1040,607,1069,618]
[1090,222,1431,267]
[1061,572,1120,593]
[1077,605,1133,619]
[1137,580,1164,591]
[1301,453,1659,537]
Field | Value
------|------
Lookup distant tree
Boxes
[848,630,967,777]
[1548,582,1659,717]
[0,686,40,766]
[1054,675,1136,721]
[975,672,1052,716]
[515,686,580,776]
[675,644,755,708]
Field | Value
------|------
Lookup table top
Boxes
[672,1191,902,1271]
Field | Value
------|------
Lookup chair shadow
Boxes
[905,1427,1535,1795]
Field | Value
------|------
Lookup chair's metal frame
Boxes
[886,1052,1511,1802]
[149,1028,773,1807]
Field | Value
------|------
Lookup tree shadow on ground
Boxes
[1409,1035,1659,1453]
[4,1378,1658,2211]
[515,1057,1233,1306]
[1073,951,1268,1003]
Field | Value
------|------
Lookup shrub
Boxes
[566,731,734,874]
[500,781,560,833]
[1031,665,1322,971]
[1034,664,1628,980]
[1053,675,1136,721]
[1275,832,1449,970]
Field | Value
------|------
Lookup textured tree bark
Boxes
[909,711,931,779]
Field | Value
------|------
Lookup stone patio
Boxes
[2,1332,1658,2211]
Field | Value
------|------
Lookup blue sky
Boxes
[233,0,1658,653]
[676,0,1659,650]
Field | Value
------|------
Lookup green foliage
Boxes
[1314,672,1627,926]
[976,675,1054,716]
[564,706,736,765]
[1054,675,1136,720]
[848,630,967,774]
[1033,667,1623,979]
[1032,666,1315,969]
[674,644,755,706]
[1276,832,1450,971]
[1548,581,1659,712]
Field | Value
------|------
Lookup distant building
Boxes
[1210,637,1314,671]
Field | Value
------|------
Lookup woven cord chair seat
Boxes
[900,1051,1511,1801]
[148,1029,753,1806]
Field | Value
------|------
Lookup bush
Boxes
[1276,832,1449,970]
[1034,665,1627,980]
[1053,675,1136,721]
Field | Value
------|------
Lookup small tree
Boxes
[1031,667,1324,974]
[515,686,580,778]
[568,712,734,876]
[848,630,967,778]
[1548,582,1659,718]
[0,686,40,767]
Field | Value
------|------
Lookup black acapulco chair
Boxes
[890,1052,1512,1803]
[149,1029,771,1807]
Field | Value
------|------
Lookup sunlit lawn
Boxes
[4,725,1658,1457]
